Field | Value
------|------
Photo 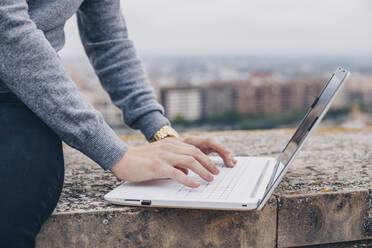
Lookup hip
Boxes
[0,91,65,246]
[0,92,64,168]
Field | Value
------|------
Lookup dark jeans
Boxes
[0,93,64,248]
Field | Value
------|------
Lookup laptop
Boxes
[105,67,350,211]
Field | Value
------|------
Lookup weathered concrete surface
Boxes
[278,190,372,247]
[35,127,372,247]
[37,201,276,248]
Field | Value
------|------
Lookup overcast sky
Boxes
[60,0,372,58]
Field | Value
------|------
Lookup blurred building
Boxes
[232,76,326,114]
[346,75,372,106]
[160,87,204,121]
[63,59,372,127]
[203,84,236,117]
[289,78,326,110]
[159,76,335,121]
[233,81,285,114]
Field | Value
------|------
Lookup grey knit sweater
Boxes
[0,0,170,170]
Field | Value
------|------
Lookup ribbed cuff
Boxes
[132,111,171,141]
[82,122,128,171]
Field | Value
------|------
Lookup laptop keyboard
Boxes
[172,159,250,200]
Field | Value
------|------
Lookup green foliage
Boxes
[360,104,372,114]
[172,115,187,125]
[172,109,307,130]
[323,105,351,119]
[171,104,372,130]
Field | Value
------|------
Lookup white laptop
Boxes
[105,67,350,211]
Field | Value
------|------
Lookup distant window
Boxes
[255,88,264,111]
[281,87,291,109]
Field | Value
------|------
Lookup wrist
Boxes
[132,111,171,141]
[110,146,131,180]
[150,125,179,142]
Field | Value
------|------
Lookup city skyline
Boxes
[60,0,372,59]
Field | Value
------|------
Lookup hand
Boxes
[182,136,237,167]
[110,137,236,188]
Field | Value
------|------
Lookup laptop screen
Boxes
[262,67,350,198]
[279,69,346,167]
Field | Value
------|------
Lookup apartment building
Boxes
[160,87,204,121]
[233,77,327,114]
[159,76,337,121]
[346,75,372,106]
[203,84,236,117]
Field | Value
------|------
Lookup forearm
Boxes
[77,0,170,140]
[0,0,127,170]
[80,38,170,139]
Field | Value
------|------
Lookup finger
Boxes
[175,166,189,175]
[182,136,236,166]
[170,141,219,175]
[204,138,236,167]
[164,166,200,188]
[167,154,214,182]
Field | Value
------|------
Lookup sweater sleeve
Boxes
[76,0,171,141]
[0,0,127,170]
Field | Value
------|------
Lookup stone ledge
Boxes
[36,200,277,247]
[278,190,372,247]
[36,127,372,247]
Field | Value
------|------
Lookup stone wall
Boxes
[36,128,372,247]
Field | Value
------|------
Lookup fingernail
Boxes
[229,159,235,167]
[231,154,237,164]
[213,168,220,175]
[208,175,214,182]
[192,181,200,188]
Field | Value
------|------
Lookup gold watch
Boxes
[150,125,179,142]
